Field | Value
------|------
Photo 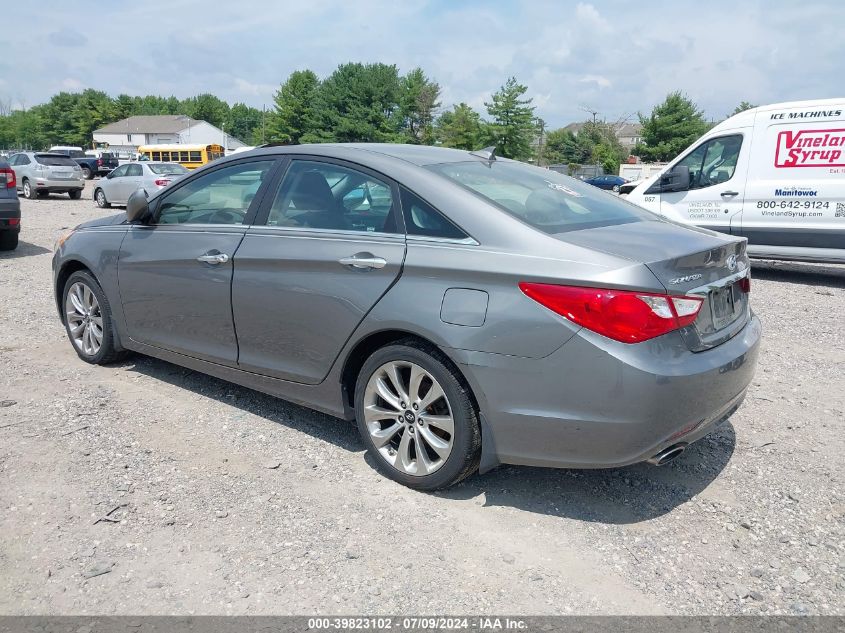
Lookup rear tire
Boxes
[354,340,481,491]
[62,270,127,365]
[68,189,82,200]
[95,188,110,208]
[0,231,18,251]
[81,167,93,180]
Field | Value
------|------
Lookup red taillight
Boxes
[97,159,103,166]
[7,218,20,226]
[1,167,15,189]
[519,282,704,344]
[154,178,171,186]
[739,276,751,293]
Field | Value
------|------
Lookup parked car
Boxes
[626,98,845,264]
[584,174,629,192]
[94,162,189,208]
[50,146,118,179]
[0,158,21,250]
[8,152,84,199]
[52,144,760,490]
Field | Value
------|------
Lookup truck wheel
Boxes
[81,166,93,180]
[22,179,37,200]
[0,231,18,251]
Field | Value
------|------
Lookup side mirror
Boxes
[661,165,690,192]
[126,189,151,223]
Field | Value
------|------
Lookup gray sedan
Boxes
[52,144,761,490]
[94,162,188,208]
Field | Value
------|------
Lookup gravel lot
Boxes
[1,181,843,616]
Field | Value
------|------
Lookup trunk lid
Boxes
[555,219,751,351]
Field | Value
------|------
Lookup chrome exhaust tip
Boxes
[647,443,686,466]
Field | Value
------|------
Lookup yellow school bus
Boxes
[137,144,225,170]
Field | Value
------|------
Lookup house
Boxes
[560,121,643,150]
[93,115,246,153]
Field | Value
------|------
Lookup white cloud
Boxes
[579,75,612,89]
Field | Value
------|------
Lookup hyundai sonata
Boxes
[52,144,761,490]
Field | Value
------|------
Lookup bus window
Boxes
[179,151,190,162]
[152,152,161,161]
[189,151,201,162]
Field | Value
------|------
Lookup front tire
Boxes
[23,179,36,200]
[62,271,126,365]
[95,188,111,208]
[354,341,481,490]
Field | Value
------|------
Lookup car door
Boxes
[231,158,406,384]
[121,163,145,202]
[117,158,278,365]
[103,164,129,201]
[656,133,748,235]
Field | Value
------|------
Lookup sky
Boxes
[1,0,843,128]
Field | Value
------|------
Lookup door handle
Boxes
[338,253,387,270]
[196,252,230,265]
[720,190,739,198]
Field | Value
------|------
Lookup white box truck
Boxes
[625,98,845,263]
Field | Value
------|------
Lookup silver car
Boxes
[94,162,189,208]
[8,152,84,199]
[52,144,761,490]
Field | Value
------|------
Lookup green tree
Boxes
[398,68,440,144]
[484,77,537,160]
[731,101,757,116]
[227,103,262,144]
[543,128,584,165]
[434,103,485,150]
[180,93,229,129]
[306,62,402,143]
[268,69,320,144]
[635,91,708,162]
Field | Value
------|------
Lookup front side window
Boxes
[110,165,129,178]
[429,160,656,234]
[675,134,743,189]
[267,160,398,233]
[156,160,274,226]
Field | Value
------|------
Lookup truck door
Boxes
[658,132,749,236]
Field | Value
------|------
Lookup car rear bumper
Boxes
[0,197,21,232]
[455,314,761,470]
[31,177,84,191]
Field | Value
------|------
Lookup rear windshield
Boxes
[427,160,656,234]
[34,154,78,167]
[100,152,115,160]
[148,163,189,175]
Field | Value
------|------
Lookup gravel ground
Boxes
[0,181,843,616]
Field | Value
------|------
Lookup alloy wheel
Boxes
[363,361,455,476]
[66,282,103,356]
[96,190,106,207]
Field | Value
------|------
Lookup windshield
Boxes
[427,160,657,234]
[35,154,78,167]
[149,163,189,175]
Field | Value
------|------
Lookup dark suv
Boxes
[0,158,21,250]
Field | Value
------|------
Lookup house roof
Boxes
[94,115,196,135]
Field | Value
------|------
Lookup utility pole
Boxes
[536,118,545,167]
[580,105,600,125]
[262,105,266,144]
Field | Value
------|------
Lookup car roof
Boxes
[262,143,488,166]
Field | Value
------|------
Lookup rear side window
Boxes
[127,164,143,177]
[34,154,77,167]
[400,188,468,240]
[428,160,656,234]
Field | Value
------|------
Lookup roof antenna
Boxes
[470,146,497,162]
